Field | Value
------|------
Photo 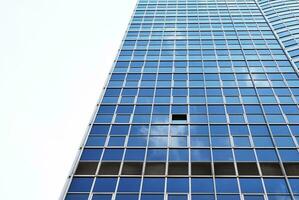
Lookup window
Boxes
[75,162,98,175]
[284,163,299,175]
[169,149,189,161]
[260,163,282,175]
[122,162,143,175]
[172,114,187,122]
[264,178,289,193]
[66,194,89,200]
[167,178,189,192]
[98,162,120,175]
[102,149,124,161]
[92,195,112,200]
[80,149,102,161]
[146,149,167,161]
[214,163,235,175]
[141,195,164,200]
[115,194,139,200]
[118,178,141,192]
[68,177,93,192]
[237,163,259,175]
[192,163,212,175]
[239,178,264,193]
[191,149,211,161]
[93,177,117,192]
[191,178,214,192]
[215,178,239,193]
[213,149,233,161]
[289,178,299,193]
[124,149,145,161]
[168,163,188,175]
[142,178,165,192]
[90,125,110,135]
[256,149,278,161]
[144,162,165,175]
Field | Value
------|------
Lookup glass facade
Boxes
[61,0,299,200]
[258,0,299,68]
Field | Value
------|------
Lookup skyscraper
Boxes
[61,0,299,199]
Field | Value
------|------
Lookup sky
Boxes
[0,0,136,199]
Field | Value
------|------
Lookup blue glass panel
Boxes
[172,105,188,113]
[167,178,189,192]
[249,125,270,136]
[190,125,209,135]
[243,196,264,200]
[289,178,299,193]
[98,105,116,114]
[124,149,145,161]
[279,150,299,161]
[153,105,170,114]
[115,194,139,200]
[150,125,168,135]
[267,195,292,200]
[95,115,113,123]
[116,105,134,113]
[264,178,289,193]
[90,125,110,135]
[230,125,249,135]
[147,149,167,161]
[253,137,274,147]
[192,195,215,200]
[93,178,117,192]
[170,125,188,135]
[142,178,165,192]
[210,125,229,135]
[217,195,241,200]
[149,136,168,146]
[68,177,93,192]
[213,149,233,161]
[169,149,189,161]
[92,195,112,200]
[235,149,256,161]
[108,136,125,146]
[191,136,210,147]
[168,194,188,200]
[215,178,239,193]
[233,137,251,147]
[110,125,129,135]
[102,149,124,161]
[65,194,89,200]
[191,178,214,192]
[141,195,164,200]
[240,178,264,193]
[191,149,211,161]
[127,136,147,146]
[118,178,141,192]
[86,136,106,146]
[130,125,149,135]
[256,150,279,161]
[80,149,102,160]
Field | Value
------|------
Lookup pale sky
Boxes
[0,0,136,199]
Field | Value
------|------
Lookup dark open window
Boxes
[98,162,120,175]
[191,163,212,175]
[260,163,282,175]
[122,162,143,175]
[214,163,235,175]
[284,163,299,175]
[172,114,187,121]
[144,163,165,175]
[75,162,98,175]
[168,163,188,175]
[237,163,259,175]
